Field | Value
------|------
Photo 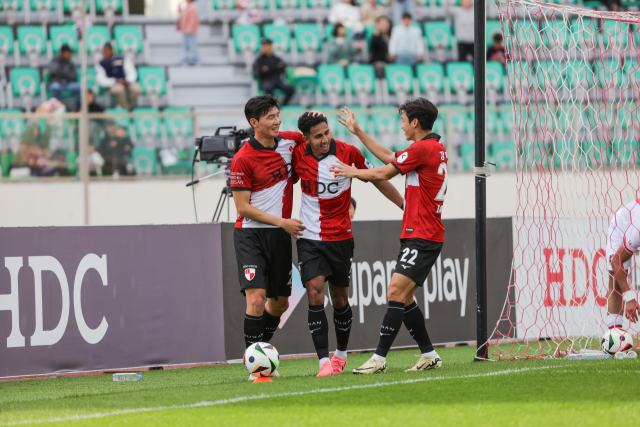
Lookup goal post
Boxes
[485,0,640,359]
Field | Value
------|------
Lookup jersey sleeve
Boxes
[351,146,372,182]
[230,155,252,191]
[391,142,429,175]
[623,225,640,254]
[279,131,305,146]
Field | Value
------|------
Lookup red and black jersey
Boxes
[292,138,371,241]
[230,131,304,228]
[391,133,447,242]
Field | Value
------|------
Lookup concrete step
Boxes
[148,45,230,66]
[171,86,250,108]
[146,25,228,45]
[168,66,251,86]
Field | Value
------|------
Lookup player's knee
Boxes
[331,288,349,308]
[387,286,403,303]
[270,298,289,315]
[246,292,266,313]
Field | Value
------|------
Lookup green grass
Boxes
[1,346,639,426]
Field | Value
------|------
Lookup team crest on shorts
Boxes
[245,268,256,281]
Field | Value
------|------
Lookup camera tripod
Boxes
[186,159,234,223]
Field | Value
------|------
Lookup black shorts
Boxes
[395,238,443,286]
[234,227,292,299]
[296,238,354,288]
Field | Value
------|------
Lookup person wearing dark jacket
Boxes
[98,124,134,176]
[253,38,295,105]
[370,16,391,79]
[96,43,142,110]
[48,45,81,111]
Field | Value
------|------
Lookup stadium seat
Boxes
[346,64,376,107]
[536,60,563,91]
[565,60,595,90]
[541,19,571,50]
[486,20,503,46]
[624,58,640,88]
[81,67,100,95]
[485,109,499,135]
[515,20,542,49]
[164,107,193,144]
[490,142,517,169]
[232,24,260,61]
[485,62,504,103]
[211,0,235,11]
[370,106,400,148]
[446,62,473,103]
[17,26,46,66]
[384,64,414,104]
[500,103,515,135]
[49,26,79,54]
[595,59,625,90]
[114,25,144,58]
[424,21,453,61]
[0,26,14,78]
[96,0,123,22]
[138,66,167,108]
[63,0,89,14]
[317,64,345,107]
[280,106,306,132]
[602,20,629,51]
[106,107,131,128]
[291,73,318,107]
[583,139,612,167]
[263,24,291,55]
[315,106,340,134]
[293,24,322,64]
[30,0,55,12]
[85,26,111,60]
[571,18,599,48]
[133,108,162,147]
[132,147,157,175]
[276,0,300,10]
[611,139,637,166]
[10,67,42,111]
[459,142,474,170]
[416,63,444,102]
[306,0,329,8]
[0,109,25,150]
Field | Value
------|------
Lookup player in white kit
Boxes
[606,199,640,327]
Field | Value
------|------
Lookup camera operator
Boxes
[231,95,314,366]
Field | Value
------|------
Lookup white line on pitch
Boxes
[1,365,566,426]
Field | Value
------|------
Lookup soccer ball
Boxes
[244,342,279,377]
[601,328,634,355]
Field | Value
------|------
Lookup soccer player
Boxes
[331,99,446,374]
[230,95,307,361]
[293,112,404,377]
[606,199,640,327]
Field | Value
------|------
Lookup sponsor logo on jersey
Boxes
[364,159,373,169]
[245,268,256,281]
[397,152,409,164]
[301,180,340,195]
[405,228,414,232]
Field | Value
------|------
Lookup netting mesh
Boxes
[488,0,640,359]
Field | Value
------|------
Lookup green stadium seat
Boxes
[583,139,612,167]
[347,64,375,106]
[280,106,306,132]
[133,108,162,145]
[30,0,55,11]
[96,0,122,13]
[500,103,515,134]
[344,106,371,135]
[0,26,14,66]
[424,21,453,50]
[106,107,131,128]
[486,20,503,46]
[486,110,499,134]
[10,67,41,110]
[624,59,640,88]
[536,60,563,90]
[385,64,414,95]
[17,26,46,65]
[550,139,575,170]
[63,0,89,12]
[132,147,157,175]
[138,66,167,107]
[86,26,111,58]
[114,25,144,56]
[571,18,599,48]
[276,0,300,8]
[232,25,260,53]
[602,20,629,50]
[315,106,340,133]
[595,59,625,89]
[616,103,638,137]
[317,64,345,106]
[565,60,595,90]
[370,106,399,136]
[164,107,193,141]
[485,62,504,96]
[291,74,317,107]
[294,24,322,63]
[460,143,474,170]
[439,106,470,134]
[541,20,571,50]
[306,0,329,7]
[446,61,473,95]
[416,63,444,98]
[263,24,291,54]
[79,67,100,94]
[0,109,25,150]
[212,0,235,9]
[1,0,23,11]
[611,139,637,166]
[490,142,517,169]
[49,26,79,54]
[515,20,542,49]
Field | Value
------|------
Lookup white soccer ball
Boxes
[244,342,279,377]
[601,328,634,355]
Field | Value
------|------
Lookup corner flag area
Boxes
[1,347,638,426]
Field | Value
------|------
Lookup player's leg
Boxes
[607,272,624,329]
[306,275,333,376]
[263,228,293,343]
[245,288,267,347]
[329,283,351,373]
[402,290,441,371]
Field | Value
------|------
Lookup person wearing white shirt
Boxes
[329,0,364,38]
[388,13,424,65]
[445,0,474,62]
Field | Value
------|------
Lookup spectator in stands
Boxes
[253,38,295,105]
[329,24,363,67]
[389,0,417,25]
[349,197,357,220]
[87,89,105,113]
[389,13,423,65]
[48,45,80,111]
[329,0,365,39]
[236,0,261,24]
[360,0,383,26]
[87,89,105,147]
[445,0,474,62]
[370,16,392,79]
[486,33,506,64]
[96,43,142,111]
[177,0,200,66]
[98,123,134,176]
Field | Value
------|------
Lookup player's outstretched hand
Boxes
[330,160,358,179]
[338,107,361,135]
[281,218,306,239]
[625,299,639,323]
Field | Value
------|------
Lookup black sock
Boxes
[244,314,263,348]
[308,304,329,360]
[262,309,281,343]
[333,303,353,352]
[402,301,434,354]
[375,301,405,357]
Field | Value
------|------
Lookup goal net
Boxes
[488,0,640,359]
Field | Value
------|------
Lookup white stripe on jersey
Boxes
[317,154,351,199]
[606,200,640,270]
[242,180,287,228]
[300,192,322,240]
[406,170,419,187]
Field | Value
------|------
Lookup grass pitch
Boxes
[1,346,639,427]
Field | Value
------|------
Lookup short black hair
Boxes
[60,44,72,53]
[244,94,280,126]
[332,23,345,38]
[402,12,412,20]
[398,98,438,131]
[103,43,113,50]
[350,197,356,209]
[493,33,503,42]
[297,112,328,136]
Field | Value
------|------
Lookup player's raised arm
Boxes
[331,160,399,182]
[338,107,395,165]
